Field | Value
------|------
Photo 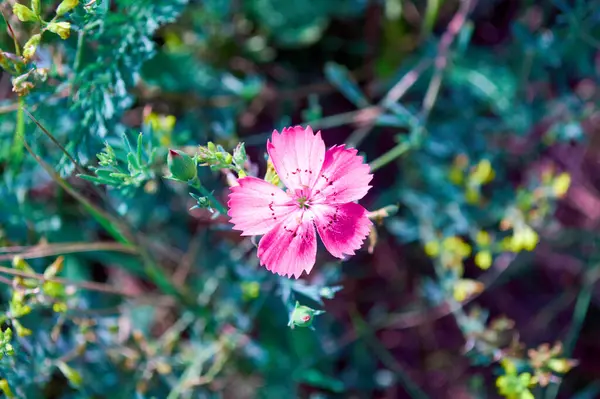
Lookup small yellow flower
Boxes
[552,173,571,198]
[470,159,495,185]
[505,227,539,253]
[453,279,484,302]
[47,22,71,40]
[442,236,472,257]
[475,250,493,269]
[496,359,536,399]
[424,241,440,257]
[476,231,491,246]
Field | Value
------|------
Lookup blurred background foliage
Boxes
[0,0,599,397]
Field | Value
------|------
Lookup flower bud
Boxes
[13,4,38,22]
[547,358,577,374]
[167,149,197,182]
[197,145,212,163]
[22,34,41,60]
[56,0,79,16]
[288,301,323,328]
[233,142,247,167]
[47,21,71,40]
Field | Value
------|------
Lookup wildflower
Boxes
[228,126,372,278]
[475,250,493,269]
[552,173,571,198]
[23,34,41,60]
[13,4,38,22]
[453,279,484,302]
[56,0,79,16]
[496,359,535,399]
[47,22,71,40]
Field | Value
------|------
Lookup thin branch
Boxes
[0,242,137,261]
[0,264,138,297]
[421,0,476,121]
[346,59,432,148]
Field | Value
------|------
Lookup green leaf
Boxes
[324,62,370,108]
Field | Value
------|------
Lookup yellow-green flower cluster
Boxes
[144,112,176,146]
[449,155,495,204]
[425,236,471,271]
[528,342,577,387]
[496,359,535,399]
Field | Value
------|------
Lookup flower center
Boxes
[297,196,310,209]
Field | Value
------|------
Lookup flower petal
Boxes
[227,176,296,236]
[267,125,326,191]
[257,213,317,278]
[311,145,372,204]
[313,202,372,259]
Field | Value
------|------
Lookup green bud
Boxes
[47,21,71,40]
[189,193,211,211]
[207,142,216,152]
[13,4,38,22]
[197,146,212,163]
[167,149,197,182]
[233,143,247,167]
[547,358,577,374]
[319,285,342,299]
[56,0,78,16]
[4,344,14,356]
[224,153,233,165]
[44,256,64,279]
[288,301,324,328]
[12,256,34,273]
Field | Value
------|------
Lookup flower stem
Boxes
[368,141,411,172]
[189,178,227,215]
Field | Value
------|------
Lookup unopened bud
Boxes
[547,358,577,374]
[56,0,79,16]
[288,301,323,328]
[23,34,41,59]
[197,146,212,162]
[167,149,197,182]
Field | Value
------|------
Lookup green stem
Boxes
[10,97,25,169]
[190,178,227,215]
[369,141,411,172]
[544,265,600,399]
[73,29,85,73]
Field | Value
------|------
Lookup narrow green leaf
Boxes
[324,62,370,108]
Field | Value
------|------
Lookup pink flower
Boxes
[228,126,373,278]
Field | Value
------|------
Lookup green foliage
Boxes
[79,133,157,193]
